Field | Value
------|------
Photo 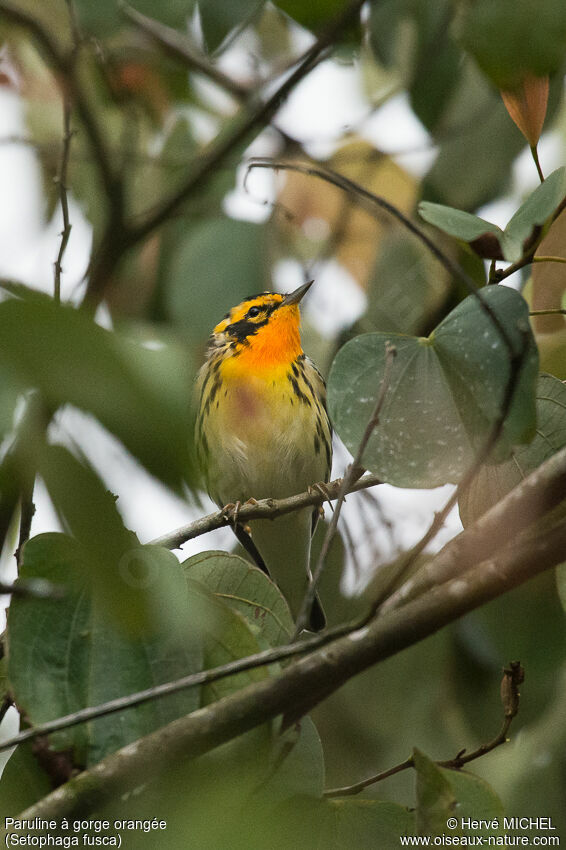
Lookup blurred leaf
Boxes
[460,0,566,90]
[198,0,265,53]
[7,532,203,766]
[328,287,538,487]
[259,716,325,802]
[459,374,566,526]
[444,769,504,834]
[363,231,451,335]
[185,577,269,704]
[183,550,294,646]
[274,797,415,850]
[414,749,457,835]
[0,744,52,816]
[0,298,194,490]
[166,216,269,343]
[418,203,503,243]
[276,0,350,34]
[370,0,461,132]
[423,63,527,210]
[73,0,192,37]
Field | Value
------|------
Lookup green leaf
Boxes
[0,298,194,491]
[0,744,53,816]
[423,64,526,210]
[274,797,416,850]
[328,286,538,488]
[259,716,325,802]
[183,550,294,646]
[443,769,504,835]
[418,202,503,243]
[414,749,457,835]
[166,216,269,343]
[7,533,203,766]
[500,167,566,262]
[276,0,347,33]
[364,231,451,336]
[73,0,193,37]
[460,374,566,525]
[185,577,269,704]
[460,0,566,89]
[198,0,265,53]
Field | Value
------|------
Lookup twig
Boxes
[324,662,524,798]
[532,256,566,265]
[529,308,566,316]
[531,145,545,183]
[53,95,73,303]
[120,3,249,100]
[0,578,65,599]
[293,343,397,636]
[151,473,382,549]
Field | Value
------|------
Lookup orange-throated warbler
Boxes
[195,281,332,630]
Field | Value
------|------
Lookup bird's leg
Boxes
[308,481,335,515]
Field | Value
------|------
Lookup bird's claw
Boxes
[221,501,242,526]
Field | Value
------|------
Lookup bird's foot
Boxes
[221,501,242,526]
[308,481,334,513]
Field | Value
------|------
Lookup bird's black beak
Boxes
[281,279,314,307]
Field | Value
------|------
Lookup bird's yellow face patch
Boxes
[211,292,302,371]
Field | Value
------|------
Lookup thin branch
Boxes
[529,308,566,316]
[14,514,566,821]
[0,578,64,600]
[293,343,397,636]
[324,662,524,798]
[120,3,249,100]
[151,473,382,550]
[53,94,73,303]
[531,256,566,265]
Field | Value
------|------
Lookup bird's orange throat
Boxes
[220,304,303,378]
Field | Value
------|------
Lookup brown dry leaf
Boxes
[276,139,417,291]
[500,75,549,148]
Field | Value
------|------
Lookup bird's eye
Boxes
[248,306,261,318]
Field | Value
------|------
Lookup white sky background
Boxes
[1,38,553,756]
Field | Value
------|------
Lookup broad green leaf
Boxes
[0,298,194,491]
[198,0,265,53]
[39,445,181,634]
[0,744,53,816]
[370,0,462,132]
[274,797,415,850]
[73,0,192,37]
[459,374,566,525]
[418,202,503,243]
[364,231,451,336]
[276,0,348,33]
[328,286,538,488]
[183,551,294,646]
[166,217,269,343]
[443,769,504,835]
[423,63,526,210]
[500,167,566,262]
[7,533,203,766]
[259,716,325,802]
[185,577,269,704]
[414,749,457,836]
[460,0,566,90]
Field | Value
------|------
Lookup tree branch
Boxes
[14,506,566,820]
[150,473,382,550]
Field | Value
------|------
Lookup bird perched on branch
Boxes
[195,280,332,631]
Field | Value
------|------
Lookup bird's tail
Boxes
[247,508,325,631]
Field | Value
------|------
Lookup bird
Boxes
[195,280,332,631]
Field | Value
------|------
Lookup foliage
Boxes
[0,0,566,846]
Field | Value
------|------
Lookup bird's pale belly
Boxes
[205,377,325,505]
